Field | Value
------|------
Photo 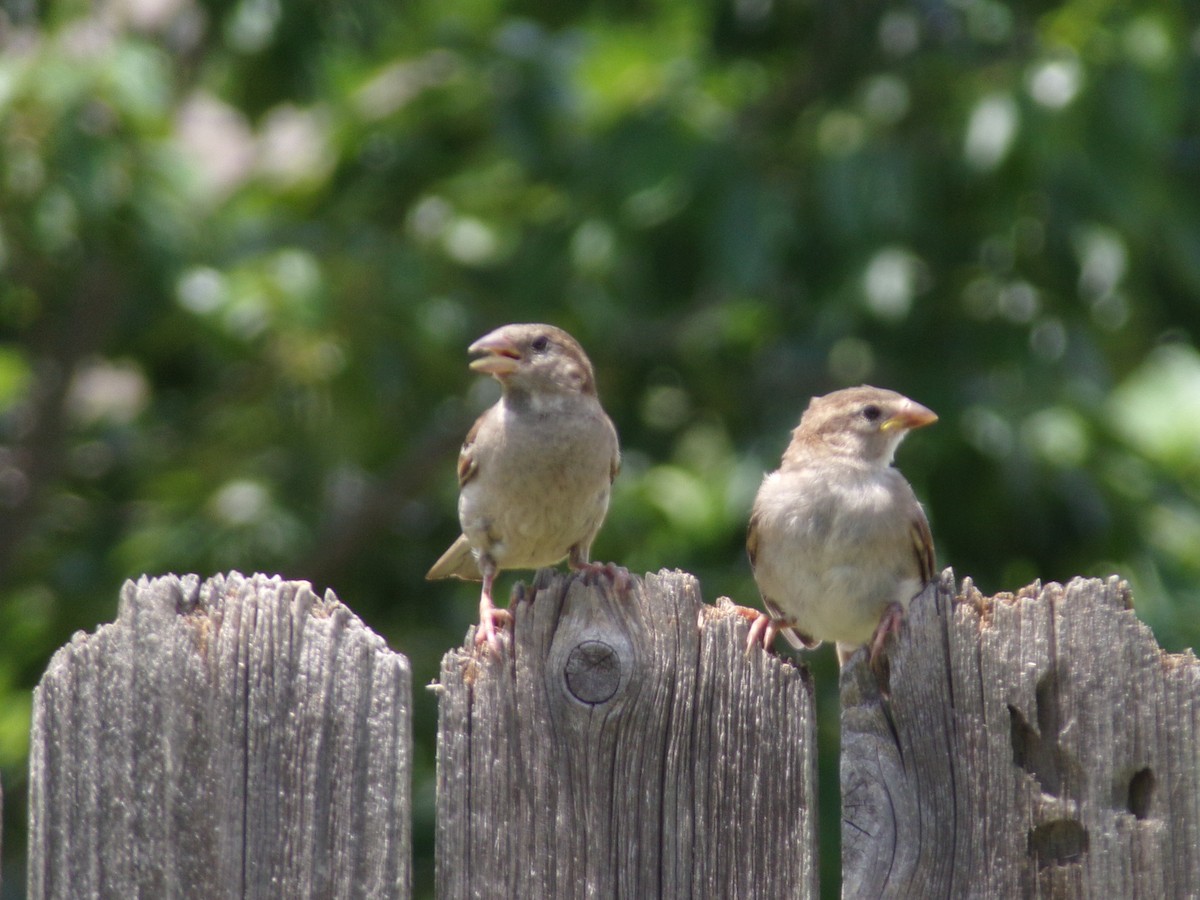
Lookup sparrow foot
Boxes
[868,601,905,665]
[866,601,905,692]
[731,605,779,654]
[571,560,632,592]
[474,590,513,656]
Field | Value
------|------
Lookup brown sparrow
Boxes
[426,324,620,652]
[743,385,937,666]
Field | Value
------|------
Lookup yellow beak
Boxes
[468,334,522,376]
[881,401,938,432]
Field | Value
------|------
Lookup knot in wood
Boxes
[563,640,622,704]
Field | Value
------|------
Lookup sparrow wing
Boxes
[456,413,484,488]
[910,506,935,585]
[747,508,820,651]
[426,413,488,582]
[746,506,761,571]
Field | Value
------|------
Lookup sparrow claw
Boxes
[473,608,513,657]
[605,562,633,593]
[571,559,631,592]
[732,605,779,654]
[865,601,905,693]
[473,615,500,654]
[868,601,905,665]
[475,580,512,657]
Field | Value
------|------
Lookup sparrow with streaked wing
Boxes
[426,323,621,653]
[741,385,937,668]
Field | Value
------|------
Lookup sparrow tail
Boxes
[426,534,482,581]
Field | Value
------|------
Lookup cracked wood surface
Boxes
[23,566,1198,898]
[434,568,818,899]
[28,572,411,899]
[842,571,1200,899]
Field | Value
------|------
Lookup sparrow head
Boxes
[468,323,597,398]
[786,385,937,466]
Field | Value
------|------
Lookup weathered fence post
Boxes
[434,568,818,898]
[842,571,1200,897]
[27,572,412,899]
[26,565,1196,897]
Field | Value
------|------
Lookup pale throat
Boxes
[503,387,585,417]
[824,431,906,466]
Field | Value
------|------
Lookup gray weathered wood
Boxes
[28,572,411,899]
[842,571,1200,898]
[435,568,818,899]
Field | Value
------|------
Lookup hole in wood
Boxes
[1007,671,1078,797]
[564,640,622,705]
[1034,670,1060,738]
[1027,819,1088,868]
[1127,767,1154,820]
[1007,705,1040,775]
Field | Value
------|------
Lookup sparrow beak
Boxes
[881,401,938,432]
[468,333,522,377]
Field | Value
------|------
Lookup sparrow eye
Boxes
[531,335,550,353]
[861,404,882,423]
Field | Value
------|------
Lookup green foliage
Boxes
[3,0,1198,894]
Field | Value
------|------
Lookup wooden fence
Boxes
[14,567,1200,897]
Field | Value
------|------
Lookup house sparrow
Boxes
[742,385,936,667]
[426,323,620,653]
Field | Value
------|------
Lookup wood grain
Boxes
[435,568,818,899]
[27,572,411,899]
[842,571,1200,898]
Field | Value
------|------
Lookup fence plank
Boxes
[435,568,818,898]
[27,572,411,899]
[842,571,1200,898]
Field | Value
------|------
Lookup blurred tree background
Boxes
[1,0,1198,894]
